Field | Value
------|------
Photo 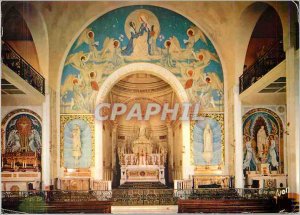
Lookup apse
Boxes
[59,5,225,180]
[101,73,182,187]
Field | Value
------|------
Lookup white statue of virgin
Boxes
[202,123,214,164]
[72,124,82,167]
[257,126,267,157]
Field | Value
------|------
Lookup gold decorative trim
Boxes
[190,113,225,171]
[60,114,95,167]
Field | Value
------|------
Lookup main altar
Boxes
[118,126,167,185]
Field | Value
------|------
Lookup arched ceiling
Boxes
[108,73,178,131]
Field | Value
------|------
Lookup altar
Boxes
[118,126,167,185]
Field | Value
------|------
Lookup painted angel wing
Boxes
[34,130,42,148]
[190,26,207,44]
[243,120,251,137]
[208,73,224,91]
[100,37,114,58]
[75,28,94,49]
[169,36,182,54]
[199,49,219,64]
[61,74,78,96]
[31,119,40,127]
[65,51,89,68]
[270,120,278,135]
[7,130,17,145]
[7,130,20,152]
[8,119,17,128]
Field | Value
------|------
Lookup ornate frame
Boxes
[190,113,225,172]
[60,114,95,167]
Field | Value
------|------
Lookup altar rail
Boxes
[2,188,295,212]
[1,188,288,203]
[1,41,45,95]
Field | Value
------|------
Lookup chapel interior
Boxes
[1,1,299,214]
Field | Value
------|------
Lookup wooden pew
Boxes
[178,199,278,213]
[46,201,112,213]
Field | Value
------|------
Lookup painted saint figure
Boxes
[131,15,150,57]
[148,25,156,55]
[121,21,139,56]
[72,125,82,167]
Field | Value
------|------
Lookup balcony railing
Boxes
[239,41,285,93]
[1,41,45,95]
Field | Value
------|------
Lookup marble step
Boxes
[111,205,178,214]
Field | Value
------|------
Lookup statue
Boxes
[139,149,146,165]
[257,126,267,157]
[72,125,82,167]
[202,123,213,164]
[139,125,147,138]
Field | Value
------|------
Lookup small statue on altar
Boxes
[139,149,146,165]
[133,153,138,165]
[126,155,131,165]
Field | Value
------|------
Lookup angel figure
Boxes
[28,129,41,153]
[183,27,207,63]
[197,72,223,108]
[111,40,124,68]
[75,28,99,59]
[193,49,219,67]
[6,130,21,152]
[161,40,176,67]
[183,69,198,101]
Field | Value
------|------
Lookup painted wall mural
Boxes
[242,108,284,172]
[60,5,224,114]
[191,114,224,169]
[1,109,42,171]
[60,115,94,168]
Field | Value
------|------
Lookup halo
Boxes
[89,71,96,78]
[164,40,171,48]
[87,30,94,39]
[198,53,204,61]
[124,9,160,40]
[113,40,120,48]
[186,28,195,36]
[73,78,79,84]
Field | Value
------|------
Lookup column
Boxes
[167,124,174,182]
[42,88,51,189]
[286,47,299,194]
[94,120,103,180]
[182,120,191,179]
[111,123,117,171]
[233,85,244,188]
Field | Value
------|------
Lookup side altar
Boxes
[118,126,167,184]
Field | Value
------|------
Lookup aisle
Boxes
[111,205,178,214]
